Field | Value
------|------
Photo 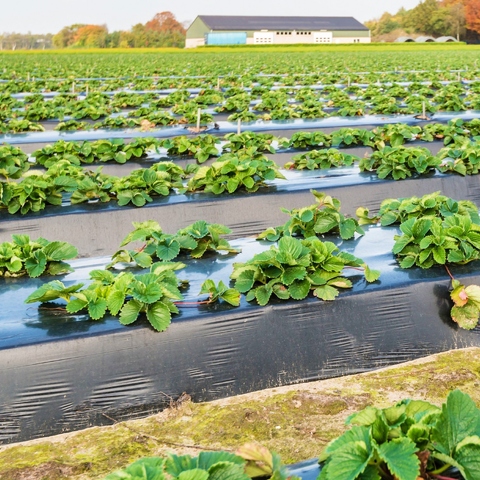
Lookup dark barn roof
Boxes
[198,15,369,32]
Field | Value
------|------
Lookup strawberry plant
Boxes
[107,220,240,268]
[231,236,379,306]
[359,146,440,180]
[356,192,480,227]
[296,100,328,118]
[357,192,480,330]
[25,262,186,331]
[186,151,286,194]
[0,145,29,180]
[0,235,77,278]
[319,389,480,480]
[3,119,44,133]
[372,124,422,149]
[258,191,364,242]
[2,174,63,215]
[438,140,480,176]
[331,128,375,148]
[223,132,280,154]
[54,120,89,131]
[199,279,241,306]
[227,110,258,122]
[105,443,293,480]
[111,162,186,207]
[162,134,220,163]
[285,148,358,170]
[285,131,332,149]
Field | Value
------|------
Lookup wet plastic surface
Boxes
[3,111,480,145]
[1,166,479,258]
[1,228,480,443]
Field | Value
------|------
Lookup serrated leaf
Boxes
[165,454,196,477]
[451,303,480,330]
[66,298,88,314]
[25,250,47,278]
[455,436,480,480]
[339,218,357,240]
[107,290,126,316]
[325,441,372,480]
[235,269,256,293]
[208,462,250,480]
[156,240,181,262]
[42,241,78,261]
[399,256,416,269]
[221,288,241,306]
[255,285,272,306]
[364,265,381,282]
[119,299,142,325]
[432,246,446,264]
[392,235,412,255]
[146,302,171,332]
[272,283,290,300]
[198,451,245,470]
[432,390,480,456]
[377,437,419,480]
[278,236,304,260]
[88,298,108,320]
[177,469,209,480]
[281,266,307,285]
[314,284,339,301]
[289,279,311,300]
[132,251,153,268]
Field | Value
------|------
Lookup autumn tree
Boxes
[145,11,185,35]
[72,25,108,48]
[52,24,86,48]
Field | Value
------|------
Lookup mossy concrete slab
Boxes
[0,347,479,480]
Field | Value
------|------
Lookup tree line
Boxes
[366,0,480,42]
[0,12,186,50]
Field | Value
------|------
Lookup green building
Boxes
[186,15,370,48]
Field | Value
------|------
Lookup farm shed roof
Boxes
[197,15,369,32]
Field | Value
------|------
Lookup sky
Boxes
[2,0,423,35]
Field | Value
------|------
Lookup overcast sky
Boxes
[2,0,422,35]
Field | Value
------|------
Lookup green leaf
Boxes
[288,279,311,300]
[281,266,307,285]
[165,454,196,477]
[107,290,126,316]
[363,265,381,283]
[146,302,171,332]
[325,441,372,480]
[451,303,480,330]
[208,462,250,480]
[132,251,153,268]
[377,437,419,480]
[177,469,209,480]
[339,218,357,240]
[278,236,304,260]
[432,390,480,456]
[392,235,412,255]
[197,451,245,470]
[432,246,446,264]
[314,285,339,301]
[156,240,181,262]
[255,285,272,306]
[66,298,88,314]
[455,436,480,480]
[119,299,142,325]
[42,241,78,261]
[221,289,241,307]
[235,269,256,293]
[88,298,108,320]
[25,281,84,303]
[132,281,163,304]
[272,284,290,300]
[25,250,47,278]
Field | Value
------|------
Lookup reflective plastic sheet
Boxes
[1,228,480,444]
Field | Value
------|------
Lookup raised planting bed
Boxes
[1,228,480,444]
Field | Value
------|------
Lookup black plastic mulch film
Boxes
[2,121,480,444]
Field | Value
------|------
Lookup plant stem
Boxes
[444,264,455,281]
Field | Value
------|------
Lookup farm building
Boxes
[185,15,370,48]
